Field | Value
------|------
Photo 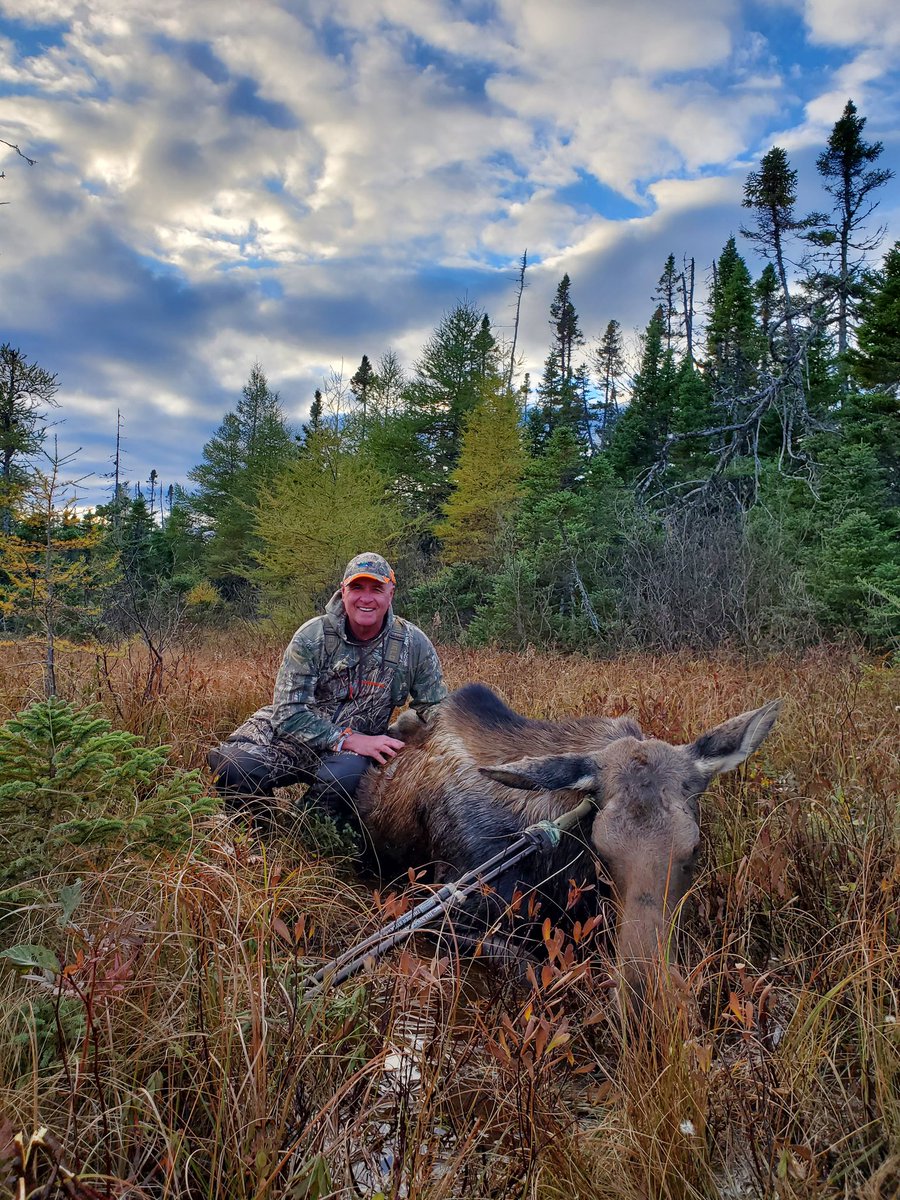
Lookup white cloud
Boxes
[0,0,898,506]
[804,0,900,49]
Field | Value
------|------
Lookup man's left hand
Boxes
[342,731,406,764]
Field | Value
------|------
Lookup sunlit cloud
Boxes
[0,0,897,504]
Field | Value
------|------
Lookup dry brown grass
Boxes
[0,633,897,1198]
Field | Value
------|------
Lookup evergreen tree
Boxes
[814,99,895,361]
[188,362,294,603]
[361,351,412,493]
[550,273,583,384]
[741,147,818,365]
[593,319,624,448]
[533,275,586,447]
[654,254,683,355]
[0,344,59,535]
[848,241,900,392]
[742,148,829,467]
[669,360,718,482]
[0,453,109,696]
[349,355,377,424]
[706,237,761,403]
[300,389,324,447]
[471,441,629,649]
[607,307,678,481]
[756,441,900,643]
[156,486,204,592]
[845,241,900,496]
[118,494,160,598]
[404,300,501,516]
[755,264,780,373]
[371,350,406,418]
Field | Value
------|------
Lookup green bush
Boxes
[0,697,216,889]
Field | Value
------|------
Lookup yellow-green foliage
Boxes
[436,386,526,565]
[253,426,405,623]
[0,498,108,634]
[184,578,222,609]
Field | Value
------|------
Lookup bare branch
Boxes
[1,139,37,167]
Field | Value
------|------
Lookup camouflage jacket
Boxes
[271,592,447,751]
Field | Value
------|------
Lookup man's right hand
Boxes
[342,731,406,764]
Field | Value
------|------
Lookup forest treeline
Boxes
[2,101,898,668]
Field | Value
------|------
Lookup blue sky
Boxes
[1,0,899,507]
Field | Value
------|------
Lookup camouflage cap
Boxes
[342,552,396,586]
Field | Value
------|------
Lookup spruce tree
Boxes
[654,254,683,355]
[845,241,900,496]
[755,264,780,372]
[300,389,324,447]
[350,355,377,425]
[404,300,499,516]
[593,319,624,448]
[534,275,586,446]
[741,147,818,365]
[706,237,761,404]
[189,363,294,604]
[0,344,59,535]
[848,242,900,392]
[814,100,895,360]
[607,307,677,482]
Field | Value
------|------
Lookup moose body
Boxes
[355,684,779,987]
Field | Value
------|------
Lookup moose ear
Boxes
[689,699,781,777]
[479,753,599,794]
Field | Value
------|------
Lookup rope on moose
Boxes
[304,795,596,999]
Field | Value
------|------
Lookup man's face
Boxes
[341,576,395,640]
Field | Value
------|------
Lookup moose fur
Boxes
[355,684,780,988]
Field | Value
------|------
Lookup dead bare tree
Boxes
[506,251,528,395]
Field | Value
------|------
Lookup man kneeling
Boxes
[208,553,447,832]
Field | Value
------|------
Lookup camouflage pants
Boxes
[207,703,370,824]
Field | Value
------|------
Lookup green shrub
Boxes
[0,697,216,888]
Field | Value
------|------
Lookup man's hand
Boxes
[342,731,405,764]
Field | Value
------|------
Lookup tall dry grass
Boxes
[0,633,897,1198]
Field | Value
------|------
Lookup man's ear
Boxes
[689,699,781,777]
[479,753,600,794]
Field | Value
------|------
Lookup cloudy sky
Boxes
[2,0,899,507]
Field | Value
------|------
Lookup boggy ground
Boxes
[0,634,898,1199]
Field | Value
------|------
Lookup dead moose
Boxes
[355,684,780,994]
